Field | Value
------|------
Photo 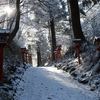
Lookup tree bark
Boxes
[50,18,56,62]
[37,46,41,67]
[69,0,86,41]
[7,0,20,44]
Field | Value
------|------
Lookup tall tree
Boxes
[69,0,86,41]
[50,18,56,62]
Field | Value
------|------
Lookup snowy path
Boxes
[14,66,98,100]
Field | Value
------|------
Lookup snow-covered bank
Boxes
[14,66,99,100]
[56,44,100,92]
[0,47,32,100]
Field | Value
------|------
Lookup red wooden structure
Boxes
[28,53,32,64]
[73,39,81,64]
[54,44,62,63]
[41,58,44,66]
[0,29,10,81]
[54,50,58,62]
[21,47,26,64]
[94,36,100,51]
[25,49,29,63]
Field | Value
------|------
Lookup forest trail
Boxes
[14,66,98,100]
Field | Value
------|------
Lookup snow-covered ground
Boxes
[14,66,98,100]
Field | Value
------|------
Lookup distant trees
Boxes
[37,0,59,62]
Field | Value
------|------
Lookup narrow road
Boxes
[14,66,98,100]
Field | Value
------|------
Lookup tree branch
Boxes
[7,0,20,44]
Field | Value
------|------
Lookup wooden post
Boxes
[73,39,81,64]
[21,47,26,64]
[94,36,100,51]
[25,49,29,63]
[0,45,5,81]
[0,29,10,82]
[28,54,32,64]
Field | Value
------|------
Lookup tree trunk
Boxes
[7,0,20,44]
[50,18,56,62]
[37,46,41,67]
[69,0,86,41]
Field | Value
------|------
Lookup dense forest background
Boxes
[0,0,100,65]
[0,0,100,71]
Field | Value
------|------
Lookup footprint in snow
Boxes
[47,97,52,99]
